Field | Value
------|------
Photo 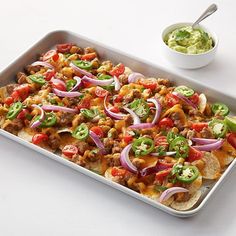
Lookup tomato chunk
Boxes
[43,50,57,61]
[227,133,236,149]
[186,147,203,163]
[4,97,14,106]
[44,70,55,81]
[62,145,78,158]
[123,134,133,143]
[158,118,174,129]
[111,167,126,177]
[139,78,158,91]
[81,52,97,61]
[154,136,168,149]
[109,106,120,113]
[56,43,72,53]
[90,126,104,138]
[155,169,172,182]
[32,133,48,145]
[95,86,109,98]
[192,123,208,132]
[166,93,179,107]
[109,63,125,77]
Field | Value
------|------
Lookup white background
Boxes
[0,0,236,235]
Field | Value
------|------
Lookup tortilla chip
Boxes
[141,185,160,201]
[187,176,202,195]
[202,152,221,180]
[212,150,234,168]
[18,128,36,142]
[170,190,201,211]
[104,167,120,183]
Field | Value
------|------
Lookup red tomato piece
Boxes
[17,109,29,120]
[189,93,199,105]
[90,126,104,138]
[123,135,133,143]
[192,123,208,132]
[82,80,92,88]
[11,91,20,101]
[165,93,179,107]
[155,168,172,182]
[109,106,120,113]
[44,70,56,81]
[4,97,14,106]
[227,133,236,149]
[186,147,203,163]
[139,78,158,91]
[158,118,174,129]
[14,84,30,101]
[157,160,174,170]
[95,86,109,98]
[32,133,48,145]
[62,145,78,158]
[52,53,59,62]
[109,63,125,77]
[56,43,72,53]
[77,98,91,111]
[43,50,57,61]
[113,94,123,103]
[154,136,169,149]
[111,167,126,177]
[51,80,66,91]
[81,52,97,61]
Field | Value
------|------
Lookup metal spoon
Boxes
[192,3,218,28]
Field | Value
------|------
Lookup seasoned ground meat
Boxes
[2,119,24,135]
[75,141,89,154]
[58,112,74,126]
[16,72,27,84]
[200,127,214,139]
[48,134,61,150]
[6,84,19,95]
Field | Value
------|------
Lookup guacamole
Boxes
[164,26,214,54]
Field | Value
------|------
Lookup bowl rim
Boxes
[161,22,218,56]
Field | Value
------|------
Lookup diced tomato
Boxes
[32,133,48,145]
[110,106,120,113]
[43,50,57,61]
[186,147,203,163]
[62,145,78,158]
[165,93,179,107]
[82,80,92,88]
[90,126,104,138]
[95,86,109,98]
[189,93,199,105]
[44,70,56,81]
[17,109,29,120]
[11,91,20,101]
[158,118,174,129]
[113,94,123,103]
[81,52,97,61]
[157,160,174,170]
[77,97,91,111]
[4,97,14,106]
[109,63,125,77]
[148,102,155,108]
[14,84,30,101]
[155,168,172,182]
[123,135,133,143]
[52,53,59,62]
[227,133,236,149]
[139,78,158,91]
[154,136,168,149]
[192,123,208,132]
[56,43,72,53]
[111,167,126,177]
[51,80,66,91]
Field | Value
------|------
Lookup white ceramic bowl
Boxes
[161,22,218,69]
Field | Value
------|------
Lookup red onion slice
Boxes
[89,130,106,154]
[53,88,82,97]
[70,62,95,78]
[147,97,162,124]
[123,107,141,125]
[129,123,155,129]
[104,95,127,120]
[30,105,46,128]
[114,76,121,91]
[151,151,176,157]
[82,75,114,86]
[42,105,77,113]
[191,137,219,145]
[159,187,189,203]
[120,144,138,174]
[172,92,197,109]
[31,61,54,69]
[70,76,82,91]
[128,72,145,83]
[51,78,66,89]
[192,139,224,151]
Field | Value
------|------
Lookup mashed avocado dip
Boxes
[164,26,214,54]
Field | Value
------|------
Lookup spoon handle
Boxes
[192,4,218,28]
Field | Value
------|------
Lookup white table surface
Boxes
[0,0,236,235]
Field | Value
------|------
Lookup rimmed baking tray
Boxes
[0,30,235,217]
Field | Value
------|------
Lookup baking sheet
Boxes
[0,30,235,217]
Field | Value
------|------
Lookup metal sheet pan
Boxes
[1,30,235,217]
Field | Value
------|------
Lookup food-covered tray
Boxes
[0,30,236,217]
